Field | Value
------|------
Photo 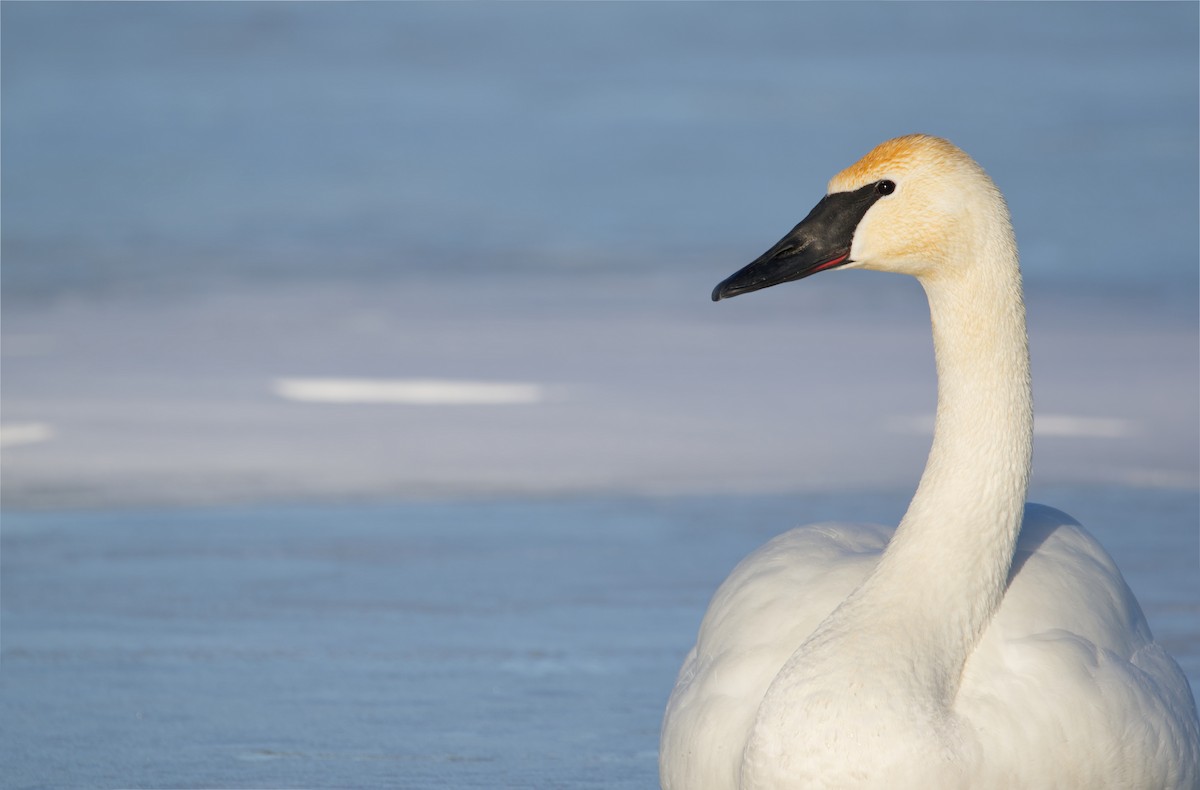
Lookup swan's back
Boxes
[958,504,1200,788]
[660,504,1200,789]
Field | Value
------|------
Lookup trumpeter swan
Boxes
[660,135,1200,790]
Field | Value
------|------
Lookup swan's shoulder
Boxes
[661,521,892,790]
[998,503,1150,649]
[958,503,1200,787]
[699,521,891,651]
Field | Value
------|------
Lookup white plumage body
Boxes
[661,505,1199,789]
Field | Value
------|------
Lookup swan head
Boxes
[713,134,1011,301]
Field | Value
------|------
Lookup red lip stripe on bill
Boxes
[813,253,849,273]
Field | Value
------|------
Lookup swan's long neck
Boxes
[884,258,1032,698]
[798,212,1032,707]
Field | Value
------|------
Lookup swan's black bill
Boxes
[712,181,887,302]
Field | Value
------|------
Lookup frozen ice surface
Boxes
[2,274,1196,507]
[3,275,1194,788]
[2,489,1196,789]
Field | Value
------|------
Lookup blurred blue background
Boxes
[3,2,1197,299]
[2,4,1197,788]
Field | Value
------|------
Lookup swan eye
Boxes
[876,180,896,196]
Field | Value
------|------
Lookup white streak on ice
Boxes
[0,422,56,448]
[273,378,545,405]
[1035,415,1135,438]
[887,414,1135,438]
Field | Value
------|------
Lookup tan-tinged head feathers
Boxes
[828,134,972,194]
[824,134,1011,281]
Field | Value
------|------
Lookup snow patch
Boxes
[273,378,546,405]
